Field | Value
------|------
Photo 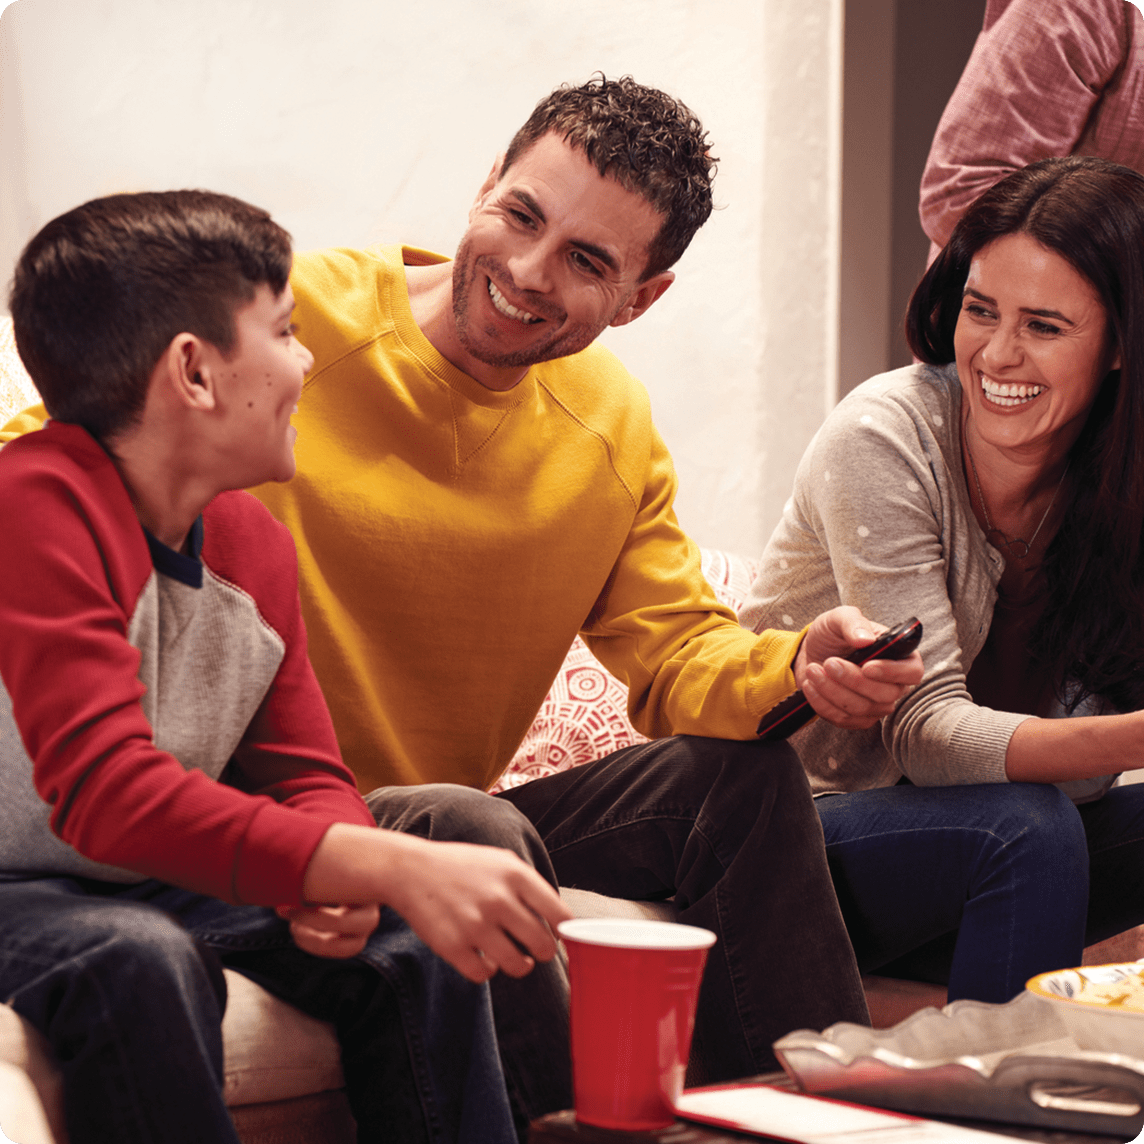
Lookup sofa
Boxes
[2,318,1142,1142]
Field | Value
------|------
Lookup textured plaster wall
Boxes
[0,0,843,556]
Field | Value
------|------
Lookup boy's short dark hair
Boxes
[9,189,292,441]
[502,74,716,281]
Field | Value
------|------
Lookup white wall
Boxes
[0,0,843,555]
[839,0,895,398]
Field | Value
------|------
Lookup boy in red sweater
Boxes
[0,190,569,1144]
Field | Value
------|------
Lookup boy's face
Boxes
[208,283,312,487]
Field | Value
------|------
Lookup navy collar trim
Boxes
[143,517,204,588]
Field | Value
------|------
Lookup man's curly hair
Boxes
[502,74,716,280]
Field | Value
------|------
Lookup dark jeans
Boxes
[816,781,1144,1003]
[0,877,515,1144]
[366,784,572,1142]
[368,740,868,1132]
[497,737,869,1083]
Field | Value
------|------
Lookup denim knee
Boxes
[420,784,537,846]
[5,898,228,1090]
[367,782,554,876]
[73,902,225,1006]
[973,782,1089,893]
[979,782,1087,856]
[651,735,806,800]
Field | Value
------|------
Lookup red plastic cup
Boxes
[557,917,717,1131]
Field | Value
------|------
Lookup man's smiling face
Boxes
[449,132,674,389]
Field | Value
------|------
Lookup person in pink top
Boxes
[920,0,1144,255]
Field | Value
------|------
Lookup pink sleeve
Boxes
[919,0,1131,247]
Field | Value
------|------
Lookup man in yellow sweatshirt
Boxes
[3,77,921,1134]
[260,74,922,1112]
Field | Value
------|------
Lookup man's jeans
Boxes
[815,780,1144,1002]
[499,736,870,1084]
[370,737,869,1130]
[0,878,515,1144]
[366,783,573,1141]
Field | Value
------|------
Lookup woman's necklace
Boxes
[963,434,1068,562]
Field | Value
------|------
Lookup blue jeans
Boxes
[816,781,1144,1003]
[0,877,515,1144]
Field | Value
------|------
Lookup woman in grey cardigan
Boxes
[741,156,1144,1004]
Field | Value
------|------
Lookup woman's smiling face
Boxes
[954,231,1121,458]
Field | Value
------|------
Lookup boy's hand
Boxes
[795,605,922,728]
[276,903,380,959]
[382,840,573,984]
[301,824,574,984]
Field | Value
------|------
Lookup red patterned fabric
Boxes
[492,548,762,792]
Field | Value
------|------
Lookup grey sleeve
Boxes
[742,376,1031,787]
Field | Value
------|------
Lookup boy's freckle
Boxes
[248,401,254,408]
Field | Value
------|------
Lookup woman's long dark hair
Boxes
[906,156,1144,713]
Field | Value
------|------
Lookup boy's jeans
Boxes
[0,877,515,1144]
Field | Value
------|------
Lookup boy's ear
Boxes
[159,333,217,412]
[609,271,675,329]
[469,153,505,222]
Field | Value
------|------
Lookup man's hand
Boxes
[301,823,574,984]
[276,903,380,959]
[794,606,922,729]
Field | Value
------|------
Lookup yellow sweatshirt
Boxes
[3,246,803,793]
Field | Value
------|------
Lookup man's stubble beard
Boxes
[451,242,607,370]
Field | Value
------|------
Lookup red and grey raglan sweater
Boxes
[0,421,374,904]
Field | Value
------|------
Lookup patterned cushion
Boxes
[492,548,761,793]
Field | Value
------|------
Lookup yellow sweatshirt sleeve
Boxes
[581,426,803,741]
[1,403,49,443]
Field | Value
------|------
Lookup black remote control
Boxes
[755,617,923,741]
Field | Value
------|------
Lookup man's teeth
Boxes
[488,280,541,324]
[980,374,1044,407]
